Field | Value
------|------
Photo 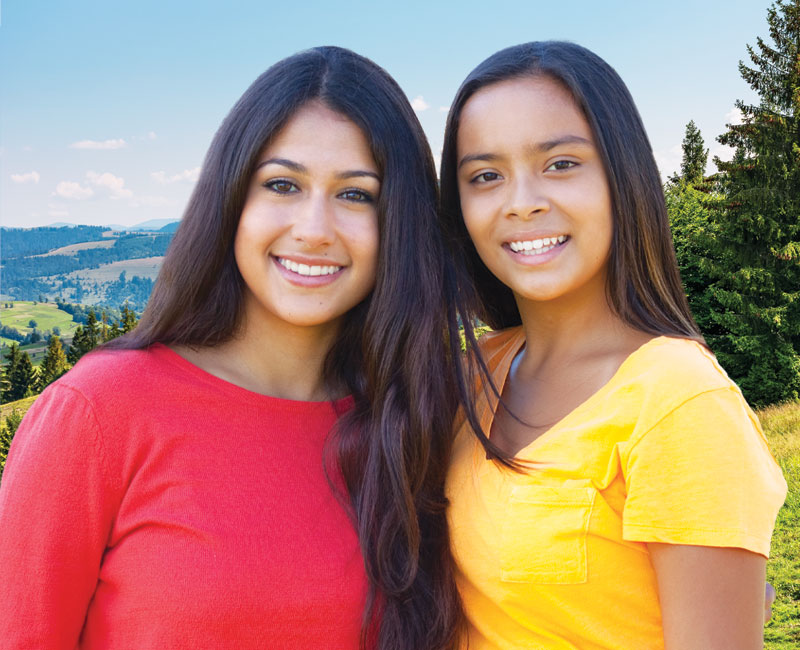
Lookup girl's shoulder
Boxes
[621,336,735,395]
[55,343,179,404]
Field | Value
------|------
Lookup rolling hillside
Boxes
[1,225,175,310]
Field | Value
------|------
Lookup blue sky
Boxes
[1,0,770,228]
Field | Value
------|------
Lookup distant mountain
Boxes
[158,221,180,233]
[119,219,180,231]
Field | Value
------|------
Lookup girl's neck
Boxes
[174,300,343,403]
[514,280,647,372]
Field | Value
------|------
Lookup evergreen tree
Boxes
[7,351,35,401]
[38,335,69,390]
[121,302,137,333]
[1,344,22,403]
[672,120,709,185]
[100,310,109,343]
[67,326,89,365]
[665,183,721,338]
[85,309,100,349]
[707,0,800,406]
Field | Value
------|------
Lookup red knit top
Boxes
[0,344,367,649]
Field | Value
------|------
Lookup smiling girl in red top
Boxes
[0,47,470,650]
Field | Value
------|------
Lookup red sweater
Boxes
[0,344,367,649]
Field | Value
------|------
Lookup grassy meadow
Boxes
[761,400,800,649]
[0,393,797,645]
[0,301,80,363]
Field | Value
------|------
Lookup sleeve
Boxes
[0,382,121,648]
[621,387,787,557]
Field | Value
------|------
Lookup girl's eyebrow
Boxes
[533,135,593,152]
[458,153,499,170]
[255,157,380,181]
[256,157,305,172]
[458,135,593,170]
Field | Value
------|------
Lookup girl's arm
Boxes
[0,383,118,647]
[649,543,766,650]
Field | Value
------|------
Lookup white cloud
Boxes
[438,106,450,113]
[147,131,157,140]
[11,171,40,184]
[653,143,682,181]
[710,143,737,165]
[87,171,133,199]
[69,138,127,150]
[151,167,201,184]
[55,181,94,200]
[411,95,430,112]
[725,106,745,126]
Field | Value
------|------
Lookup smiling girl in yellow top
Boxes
[439,41,787,650]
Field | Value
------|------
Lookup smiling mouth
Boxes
[507,235,569,256]
[276,257,344,277]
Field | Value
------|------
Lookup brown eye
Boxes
[339,189,374,203]
[471,171,501,184]
[547,160,577,171]
[264,179,299,194]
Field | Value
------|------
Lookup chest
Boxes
[490,360,619,457]
[87,404,366,646]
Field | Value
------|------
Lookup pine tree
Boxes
[672,120,709,185]
[38,335,69,390]
[7,351,35,401]
[1,344,22,403]
[106,320,123,342]
[121,302,137,333]
[67,326,88,365]
[100,310,109,343]
[85,309,100,349]
[666,121,720,339]
[666,183,720,338]
[707,0,800,406]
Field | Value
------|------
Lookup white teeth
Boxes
[508,236,568,256]
[278,258,342,277]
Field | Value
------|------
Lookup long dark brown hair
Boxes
[439,41,702,461]
[108,46,469,650]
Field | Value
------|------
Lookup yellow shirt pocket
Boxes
[500,485,596,584]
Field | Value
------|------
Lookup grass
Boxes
[762,400,800,649]
[0,301,80,349]
[0,395,37,421]
[0,392,797,644]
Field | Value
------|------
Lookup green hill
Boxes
[0,301,81,362]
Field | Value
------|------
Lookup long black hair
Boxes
[109,46,469,650]
[439,41,702,462]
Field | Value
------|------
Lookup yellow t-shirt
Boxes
[447,328,787,650]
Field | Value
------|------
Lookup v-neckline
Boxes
[481,329,665,461]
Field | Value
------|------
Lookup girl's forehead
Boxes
[457,78,592,153]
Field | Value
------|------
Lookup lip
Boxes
[271,255,346,287]
[503,236,568,266]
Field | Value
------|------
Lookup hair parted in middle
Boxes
[109,46,470,650]
[438,40,702,466]
[440,40,701,339]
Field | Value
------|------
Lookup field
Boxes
[51,255,164,282]
[0,393,797,645]
[32,239,116,257]
[0,301,80,357]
